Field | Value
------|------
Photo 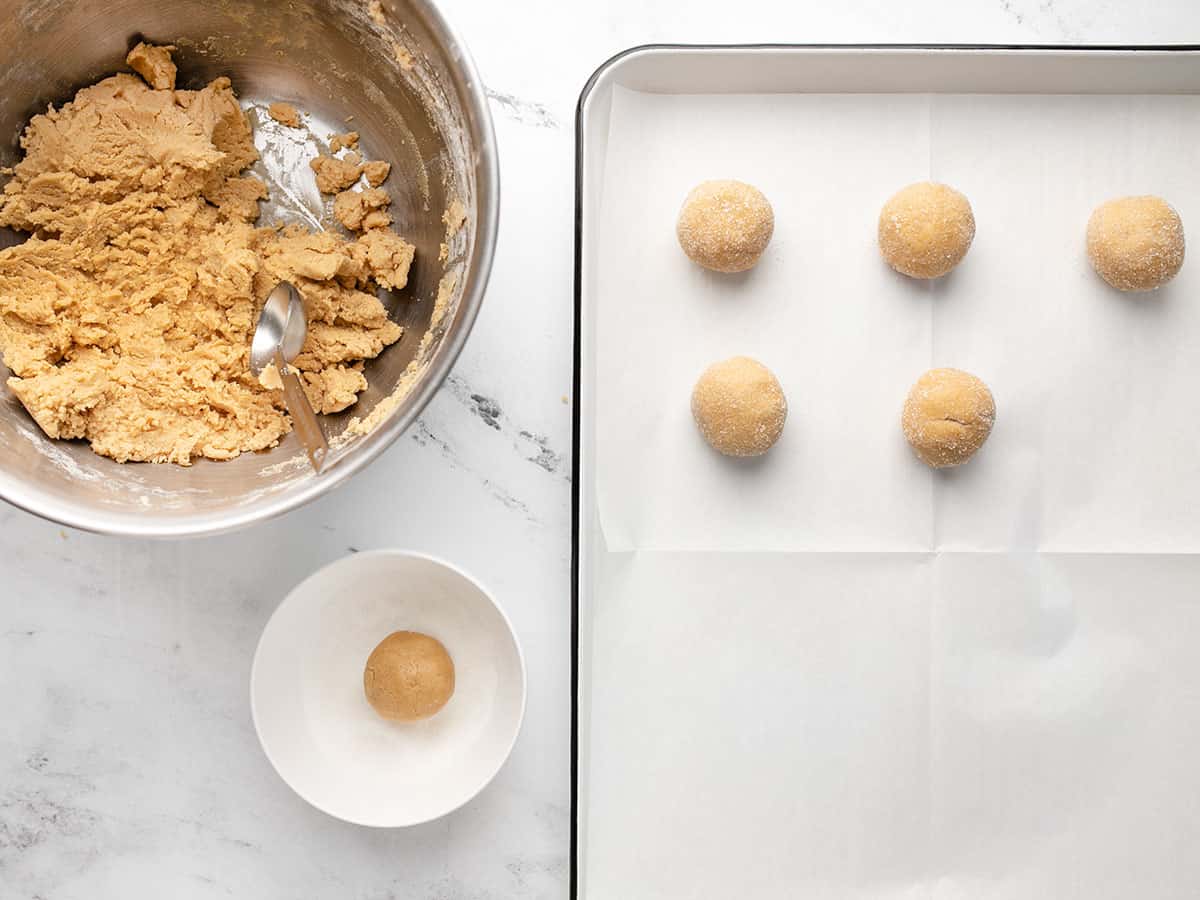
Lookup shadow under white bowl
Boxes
[251,551,525,827]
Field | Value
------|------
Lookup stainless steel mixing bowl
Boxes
[0,0,498,536]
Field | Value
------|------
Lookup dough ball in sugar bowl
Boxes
[901,368,995,468]
[878,181,976,279]
[363,631,456,722]
[691,356,787,457]
[676,180,775,273]
[1086,195,1185,292]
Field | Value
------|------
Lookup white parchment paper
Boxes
[583,86,1200,899]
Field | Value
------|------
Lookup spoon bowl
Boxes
[252,281,329,472]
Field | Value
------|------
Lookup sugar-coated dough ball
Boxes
[878,181,976,279]
[676,180,774,273]
[902,368,995,468]
[363,631,455,722]
[1086,195,1185,292]
[691,356,787,457]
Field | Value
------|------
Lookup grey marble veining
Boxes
[3,0,1198,897]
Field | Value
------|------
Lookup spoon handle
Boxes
[277,358,329,473]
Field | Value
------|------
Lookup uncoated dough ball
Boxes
[902,368,995,468]
[1086,195,1185,292]
[878,181,976,279]
[691,356,787,457]
[676,180,775,273]
[363,631,455,722]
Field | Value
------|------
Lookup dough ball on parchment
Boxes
[676,180,774,273]
[363,631,455,722]
[902,368,995,469]
[1086,195,1185,292]
[878,181,975,279]
[691,356,787,457]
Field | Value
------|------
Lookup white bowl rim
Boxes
[249,548,527,828]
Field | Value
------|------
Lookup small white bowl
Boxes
[250,550,526,827]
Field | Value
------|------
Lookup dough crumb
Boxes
[258,363,284,391]
[443,198,467,237]
[268,101,303,128]
[310,154,364,194]
[438,242,449,263]
[353,229,415,291]
[126,42,177,90]
[368,0,387,25]
[363,160,391,187]
[334,187,393,232]
[329,131,359,153]
[392,42,414,70]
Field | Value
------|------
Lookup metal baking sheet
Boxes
[573,45,1200,900]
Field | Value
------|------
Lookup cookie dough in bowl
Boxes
[0,0,498,536]
[0,46,410,465]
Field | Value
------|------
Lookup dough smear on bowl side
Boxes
[0,44,415,465]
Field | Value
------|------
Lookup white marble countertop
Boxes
[2,1,1198,897]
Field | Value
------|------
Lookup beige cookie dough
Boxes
[879,182,975,279]
[125,42,177,91]
[0,46,414,464]
[363,630,456,722]
[691,356,787,457]
[310,154,363,194]
[329,131,359,153]
[267,101,302,128]
[334,187,392,232]
[354,229,416,290]
[363,160,391,188]
[1087,195,1185,292]
[902,368,995,468]
[677,180,774,273]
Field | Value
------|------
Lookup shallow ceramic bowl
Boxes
[251,551,526,827]
[0,0,498,536]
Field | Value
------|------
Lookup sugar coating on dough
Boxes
[333,187,393,232]
[878,181,975,279]
[1086,195,1185,292]
[691,356,787,457]
[125,42,177,90]
[901,368,995,468]
[267,102,302,128]
[676,180,774,273]
[363,630,456,722]
[0,47,413,464]
[310,154,363,194]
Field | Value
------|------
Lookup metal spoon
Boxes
[250,281,329,473]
